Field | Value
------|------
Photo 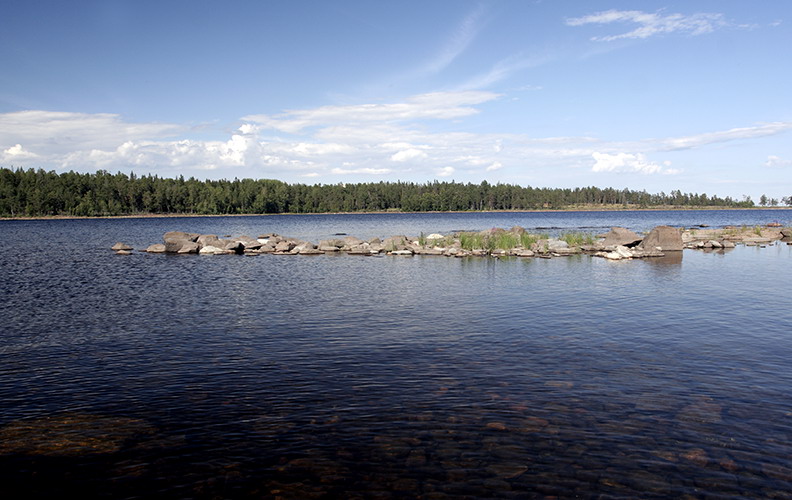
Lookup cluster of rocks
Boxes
[109,224,712,261]
[111,224,790,260]
[682,226,791,250]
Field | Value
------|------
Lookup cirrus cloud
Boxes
[567,9,729,42]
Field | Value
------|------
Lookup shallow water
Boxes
[1,210,792,498]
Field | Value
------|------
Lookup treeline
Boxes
[0,167,763,217]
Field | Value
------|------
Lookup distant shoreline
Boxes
[3,206,791,221]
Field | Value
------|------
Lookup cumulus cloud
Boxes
[2,143,39,161]
[391,148,428,162]
[567,9,729,41]
[591,152,677,175]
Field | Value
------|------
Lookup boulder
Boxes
[176,241,200,254]
[509,226,527,235]
[163,231,199,243]
[343,236,364,247]
[197,234,219,246]
[165,241,186,253]
[600,227,642,247]
[274,240,295,252]
[199,245,224,255]
[318,239,344,251]
[145,243,166,253]
[291,241,317,254]
[223,240,244,253]
[382,236,409,252]
[425,233,445,241]
[235,236,262,249]
[546,239,569,252]
[781,229,792,238]
[514,249,535,257]
[111,242,133,251]
[638,226,683,251]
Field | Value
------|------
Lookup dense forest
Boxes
[0,167,785,217]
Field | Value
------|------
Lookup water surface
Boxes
[1,210,792,498]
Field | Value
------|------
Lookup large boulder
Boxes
[639,226,684,251]
[176,241,200,254]
[163,231,199,243]
[600,227,642,247]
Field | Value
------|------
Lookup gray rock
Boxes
[163,231,199,243]
[274,240,295,252]
[638,226,684,251]
[165,240,186,253]
[343,236,364,247]
[196,234,219,246]
[514,249,535,257]
[722,240,736,248]
[176,241,200,254]
[111,242,133,251]
[600,227,642,247]
[145,243,166,253]
[546,239,569,251]
[236,236,262,249]
[223,240,244,252]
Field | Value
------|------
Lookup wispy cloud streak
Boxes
[567,9,729,41]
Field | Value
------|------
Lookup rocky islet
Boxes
[111,224,791,260]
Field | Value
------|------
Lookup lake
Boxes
[2,209,792,498]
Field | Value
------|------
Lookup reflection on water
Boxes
[1,214,792,498]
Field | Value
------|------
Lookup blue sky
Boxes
[1,1,790,201]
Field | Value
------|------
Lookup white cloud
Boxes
[567,9,729,42]
[659,122,792,151]
[2,143,39,160]
[421,4,487,74]
[591,152,676,175]
[486,161,502,172]
[243,91,500,133]
[437,166,455,177]
[765,155,792,168]
[391,148,428,162]
[0,110,183,153]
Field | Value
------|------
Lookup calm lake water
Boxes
[1,210,792,498]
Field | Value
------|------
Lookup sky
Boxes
[1,0,791,201]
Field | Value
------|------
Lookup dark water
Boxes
[1,210,792,498]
